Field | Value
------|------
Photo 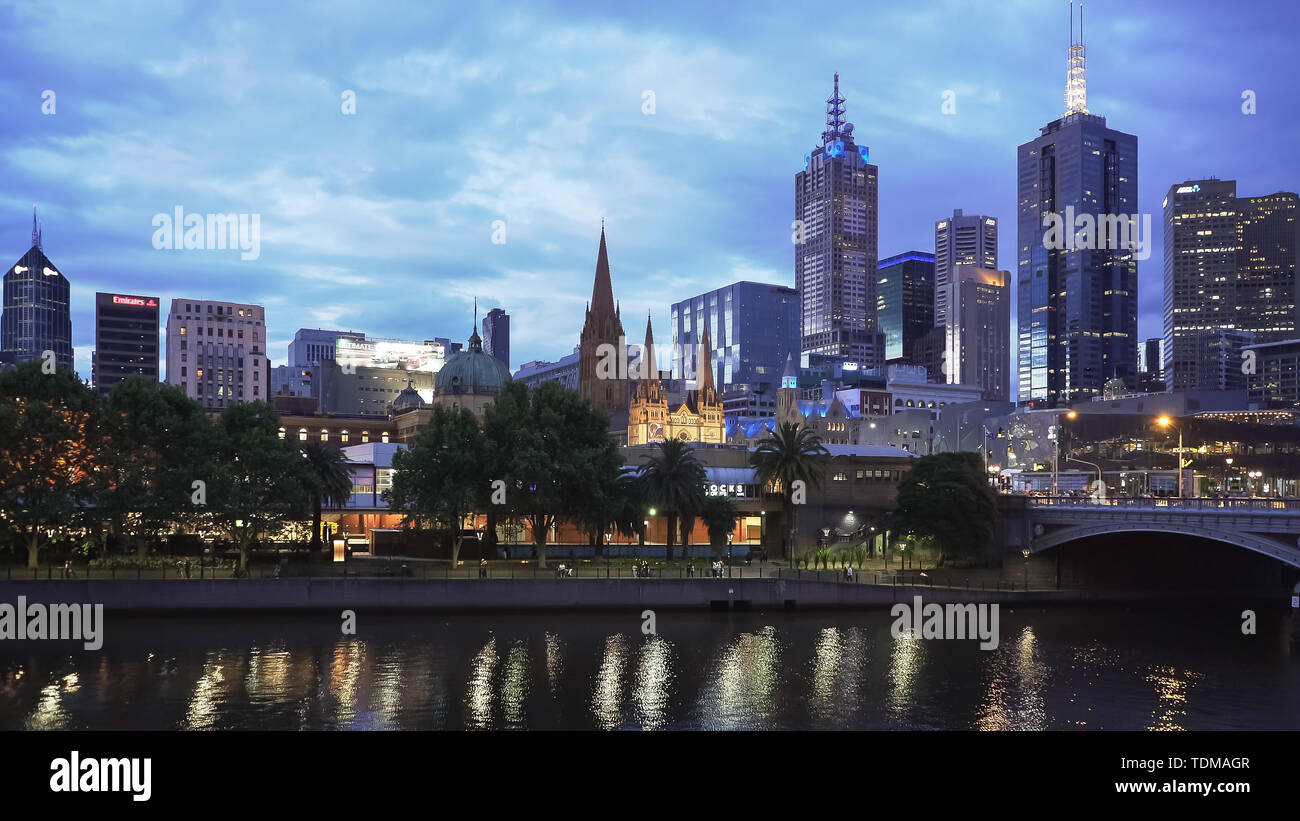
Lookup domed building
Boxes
[431,310,512,416]
[390,377,426,414]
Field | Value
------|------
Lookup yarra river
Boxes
[1,604,1296,730]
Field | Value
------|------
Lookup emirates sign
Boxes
[112,295,158,308]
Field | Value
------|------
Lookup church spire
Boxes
[467,298,483,352]
[590,225,615,315]
[698,322,715,392]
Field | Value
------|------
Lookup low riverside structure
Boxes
[0,577,1112,613]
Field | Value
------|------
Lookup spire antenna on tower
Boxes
[1064,0,1089,116]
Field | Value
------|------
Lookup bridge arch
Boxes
[1030,523,1300,569]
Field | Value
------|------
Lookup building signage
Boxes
[706,483,750,498]
[111,295,158,307]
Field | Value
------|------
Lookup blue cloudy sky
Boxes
[1,0,1297,379]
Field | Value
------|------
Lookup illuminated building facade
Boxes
[93,292,159,393]
[165,298,268,409]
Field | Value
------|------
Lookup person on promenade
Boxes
[686,561,694,578]
[479,558,488,579]
[845,565,854,581]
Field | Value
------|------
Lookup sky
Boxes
[1,0,1298,380]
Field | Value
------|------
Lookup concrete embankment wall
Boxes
[0,578,1180,613]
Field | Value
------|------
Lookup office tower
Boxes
[288,328,366,367]
[1162,179,1239,390]
[93,292,159,394]
[165,299,268,409]
[942,266,1011,400]
[795,73,879,363]
[482,307,510,371]
[2,211,73,371]
[1017,6,1138,405]
[1137,337,1164,392]
[1244,338,1300,408]
[1162,180,1298,390]
[934,210,997,327]
[875,252,935,361]
[577,226,628,418]
[909,326,946,384]
[670,281,799,392]
[1237,192,1300,343]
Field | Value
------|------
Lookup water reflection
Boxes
[0,607,1292,730]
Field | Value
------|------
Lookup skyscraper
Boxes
[1162,179,1298,390]
[942,266,1011,400]
[482,307,510,371]
[577,226,628,418]
[934,210,997,327]
[875,252,935,362]
[670,281,799,392]
[93,292,159,394]
[165,299,268,409]
[1137,336,1163,393]
[2,211,73,372]
[1017,5,1138,405]
[795,73,880,365]
[1237,192,1299,342]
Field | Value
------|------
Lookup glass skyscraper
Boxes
[794,73,880,365]
[2,214,73,372]
[670,281,799,392]
[1017,12,1138,405]
[875,252,934,362]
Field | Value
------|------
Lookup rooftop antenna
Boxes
[823,72,846,144]
[31,205,42,251]
[1065,1,1089,116]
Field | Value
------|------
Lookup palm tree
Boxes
[300,442,354,552]
[636,439,706,561]
[749,423,829,561]
[698,494,739,559]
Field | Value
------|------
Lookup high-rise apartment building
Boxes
[942,266,1011,400]
[2,212,73,372]
[165,299,268,409]
[670,281,799,392]
[934,210,996,327]
[482,307,510,371]
[1017,8,1138,405]
[795,73,879,364]
[875,252,935,362]
[93,292,159,394]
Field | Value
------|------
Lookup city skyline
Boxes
[2,0,1298,381]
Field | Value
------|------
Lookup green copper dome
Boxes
[435,328,512,396]
[392,378,425,412]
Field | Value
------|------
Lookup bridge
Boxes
[999,496,1300,568]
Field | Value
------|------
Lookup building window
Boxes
[299,428,308,442]
[380,431,389,444]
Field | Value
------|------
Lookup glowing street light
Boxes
[1156,416,1184,498]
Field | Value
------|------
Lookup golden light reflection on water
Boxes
[632,636,673,730]
[328,640,365,726]
[977,626,1047,730]
[182,650,243,730]
[25,681,69,730]
[887,632,925,719]
[501,643,531,729]
[697,626,780,729]
[591,634,628,729]
[1145,666,1202,732]
[465,638,498,729]
[545,633,563,694]
[809,627,868,725]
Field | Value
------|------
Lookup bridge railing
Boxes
[1023,496,1300,511]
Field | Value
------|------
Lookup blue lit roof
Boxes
[878,251,936,269]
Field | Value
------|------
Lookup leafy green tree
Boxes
[0,362,100,568]
[636,439,706,561]
[96,377,216,557]
[300,441,354,552]
[206,402,313,571]
[749,422,829,560]
[499,381,623,568]
[698,494,738,558]
[890,451,997,566]
[385,404,487,566]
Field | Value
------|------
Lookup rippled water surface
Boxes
[1,605,1296,730]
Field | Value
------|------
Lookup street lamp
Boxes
[1021,547,1031,589]
[1156,416,1184,498]
[1051,409,1078,496]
